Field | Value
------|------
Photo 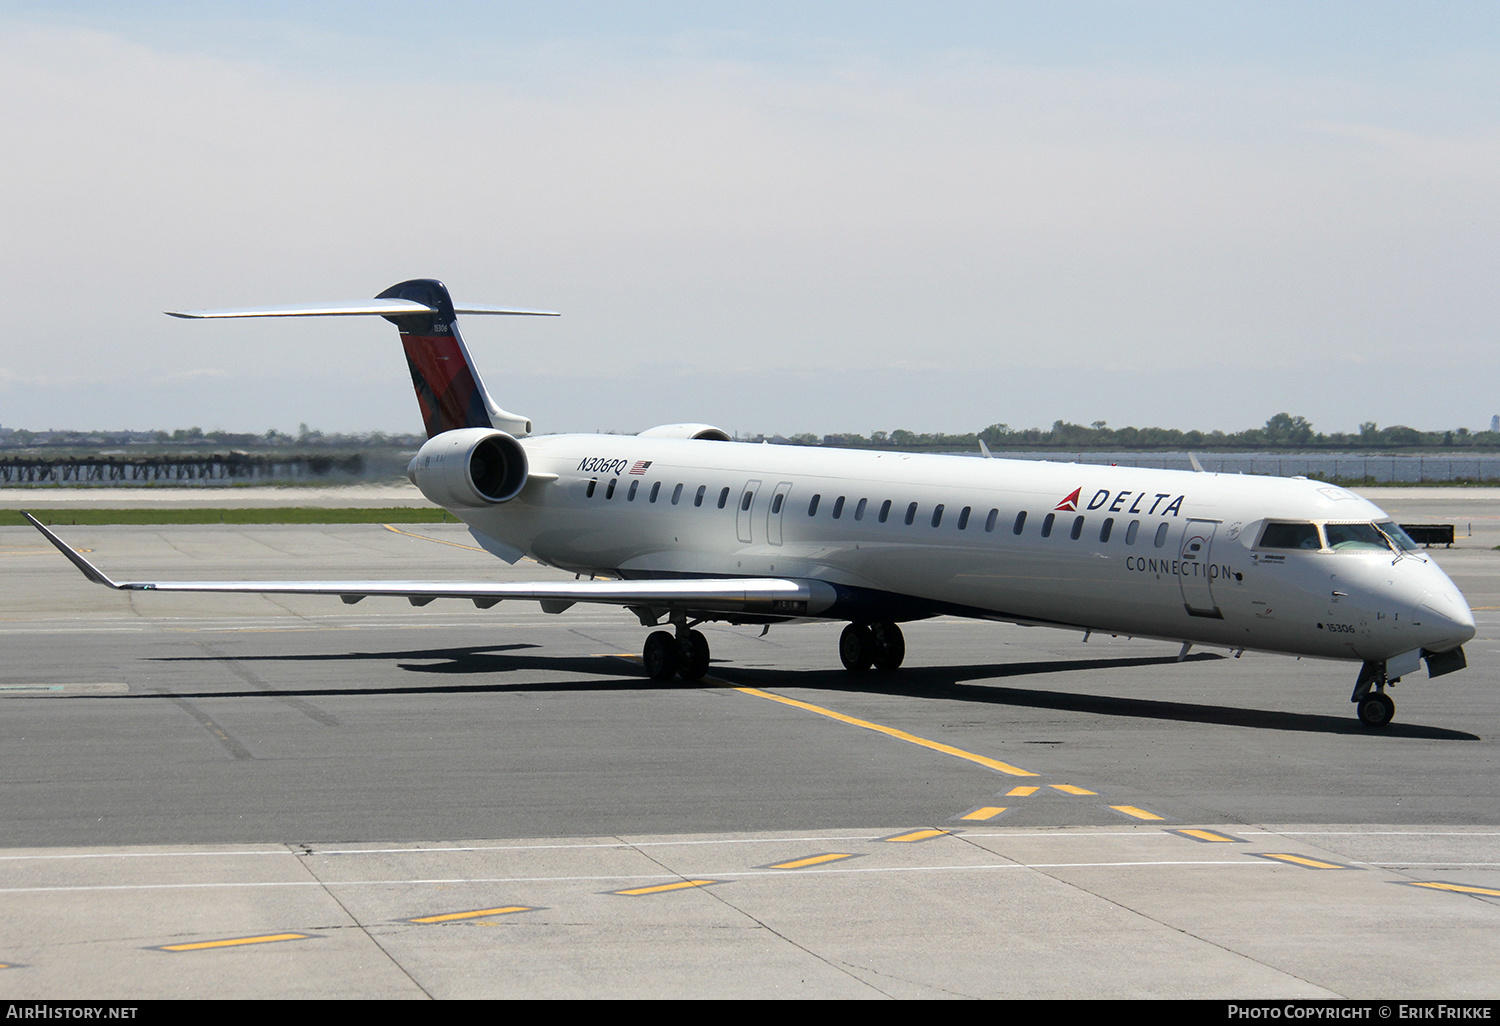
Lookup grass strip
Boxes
[1,508,456,526]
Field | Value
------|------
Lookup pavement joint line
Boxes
[732,686,1040,777]
[0,860,1289,895]
[0,828,1305,863]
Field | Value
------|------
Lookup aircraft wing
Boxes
[23,514,834,616]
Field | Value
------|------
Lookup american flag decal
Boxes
[629,460,653,475]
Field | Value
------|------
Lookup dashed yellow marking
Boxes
[769,853,856,870]
[733,687,1038,777]
[382,524,487,552]
[408,905,535,923]
[1006,786,1039,797]
[612,880,718,896]
[1408,881,1500,898]
[158,932,310,952]
[1174,829,1242,843]
[882,828,949,843]
[959,807,1007,821]
[1111,805,1165,821]
[1253,853,1349,870]
[1050,784,1096,795]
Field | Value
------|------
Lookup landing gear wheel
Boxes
[678,629,710,682]
[839,623,874,671]
[643,630,680,681]
[870,622,906,671]
[1356,692,1395,729]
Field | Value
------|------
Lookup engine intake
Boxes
[408,428,529,507]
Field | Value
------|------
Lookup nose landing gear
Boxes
[1351,660,1396,728]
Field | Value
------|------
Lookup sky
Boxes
[1,2,1497,438]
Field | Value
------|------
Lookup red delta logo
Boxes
[1054,487,1081,512]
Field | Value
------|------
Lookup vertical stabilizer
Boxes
[376,279,532,438]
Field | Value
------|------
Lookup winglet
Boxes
[22,513,122,588]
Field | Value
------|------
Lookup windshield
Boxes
[1375,521,1422,552]
[1324,523,1391,552]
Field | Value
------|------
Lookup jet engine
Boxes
[407,427,529,508]
[637,423,731,441]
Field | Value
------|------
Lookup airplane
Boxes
[26,278,1475,729]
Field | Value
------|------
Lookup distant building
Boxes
[1492,415,1499,433]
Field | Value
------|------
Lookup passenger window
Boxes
[832,496,845,519]
[694,485,706,507]
[627,480,639,501]
[905,502,918,526]
[1258,522,1321,550]
[1100,518,1113,543]
[672,483,684,505]
[740,490,753,511]
[649,481,661,503]
[718,487,730,509]
[808,494,821,516]
[1125,519,1139,545]
[586,479,597,499]
[986,508,999,533]
[1070,516,1084,540]
[957,506,971,530]
[854,498,868,521]
[1041,513,1055,538]
[879,500,892,523]
[605,478,617,500]
[931,504,944,527]
[771,493,784,514]
[1154,523,1168,548]
[1013,511,1026,535]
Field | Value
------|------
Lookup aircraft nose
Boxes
[1413,579,1476,652]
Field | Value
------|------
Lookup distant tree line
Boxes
[2,413,1495,454]
[772,414,1498,452]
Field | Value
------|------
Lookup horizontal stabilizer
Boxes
[25,514,836,616]
[166,300,559,319]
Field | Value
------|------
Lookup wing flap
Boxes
[24,514,835,615]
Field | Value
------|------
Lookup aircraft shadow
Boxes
[140,644,1480,740]
[731,658,1478,740]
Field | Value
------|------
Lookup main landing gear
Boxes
[642,624,711,682]
[1351,660,1396,729]
[839,622,906,672]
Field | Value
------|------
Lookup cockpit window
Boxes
[1258,522,1321,550]
[1325,523,1390,552]
[1376,521,1422,552]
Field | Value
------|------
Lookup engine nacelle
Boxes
[637,423,731,441]
[407,428,529,508]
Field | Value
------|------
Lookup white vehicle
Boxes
[28,279,1474,728]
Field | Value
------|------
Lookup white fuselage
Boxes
[452,435,1474,664]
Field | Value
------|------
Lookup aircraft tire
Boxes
[871,622,905,671]
[678,629,710,681]
[1356,692,1395,729]
[839,623,874,672]
[643,630,680,681]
